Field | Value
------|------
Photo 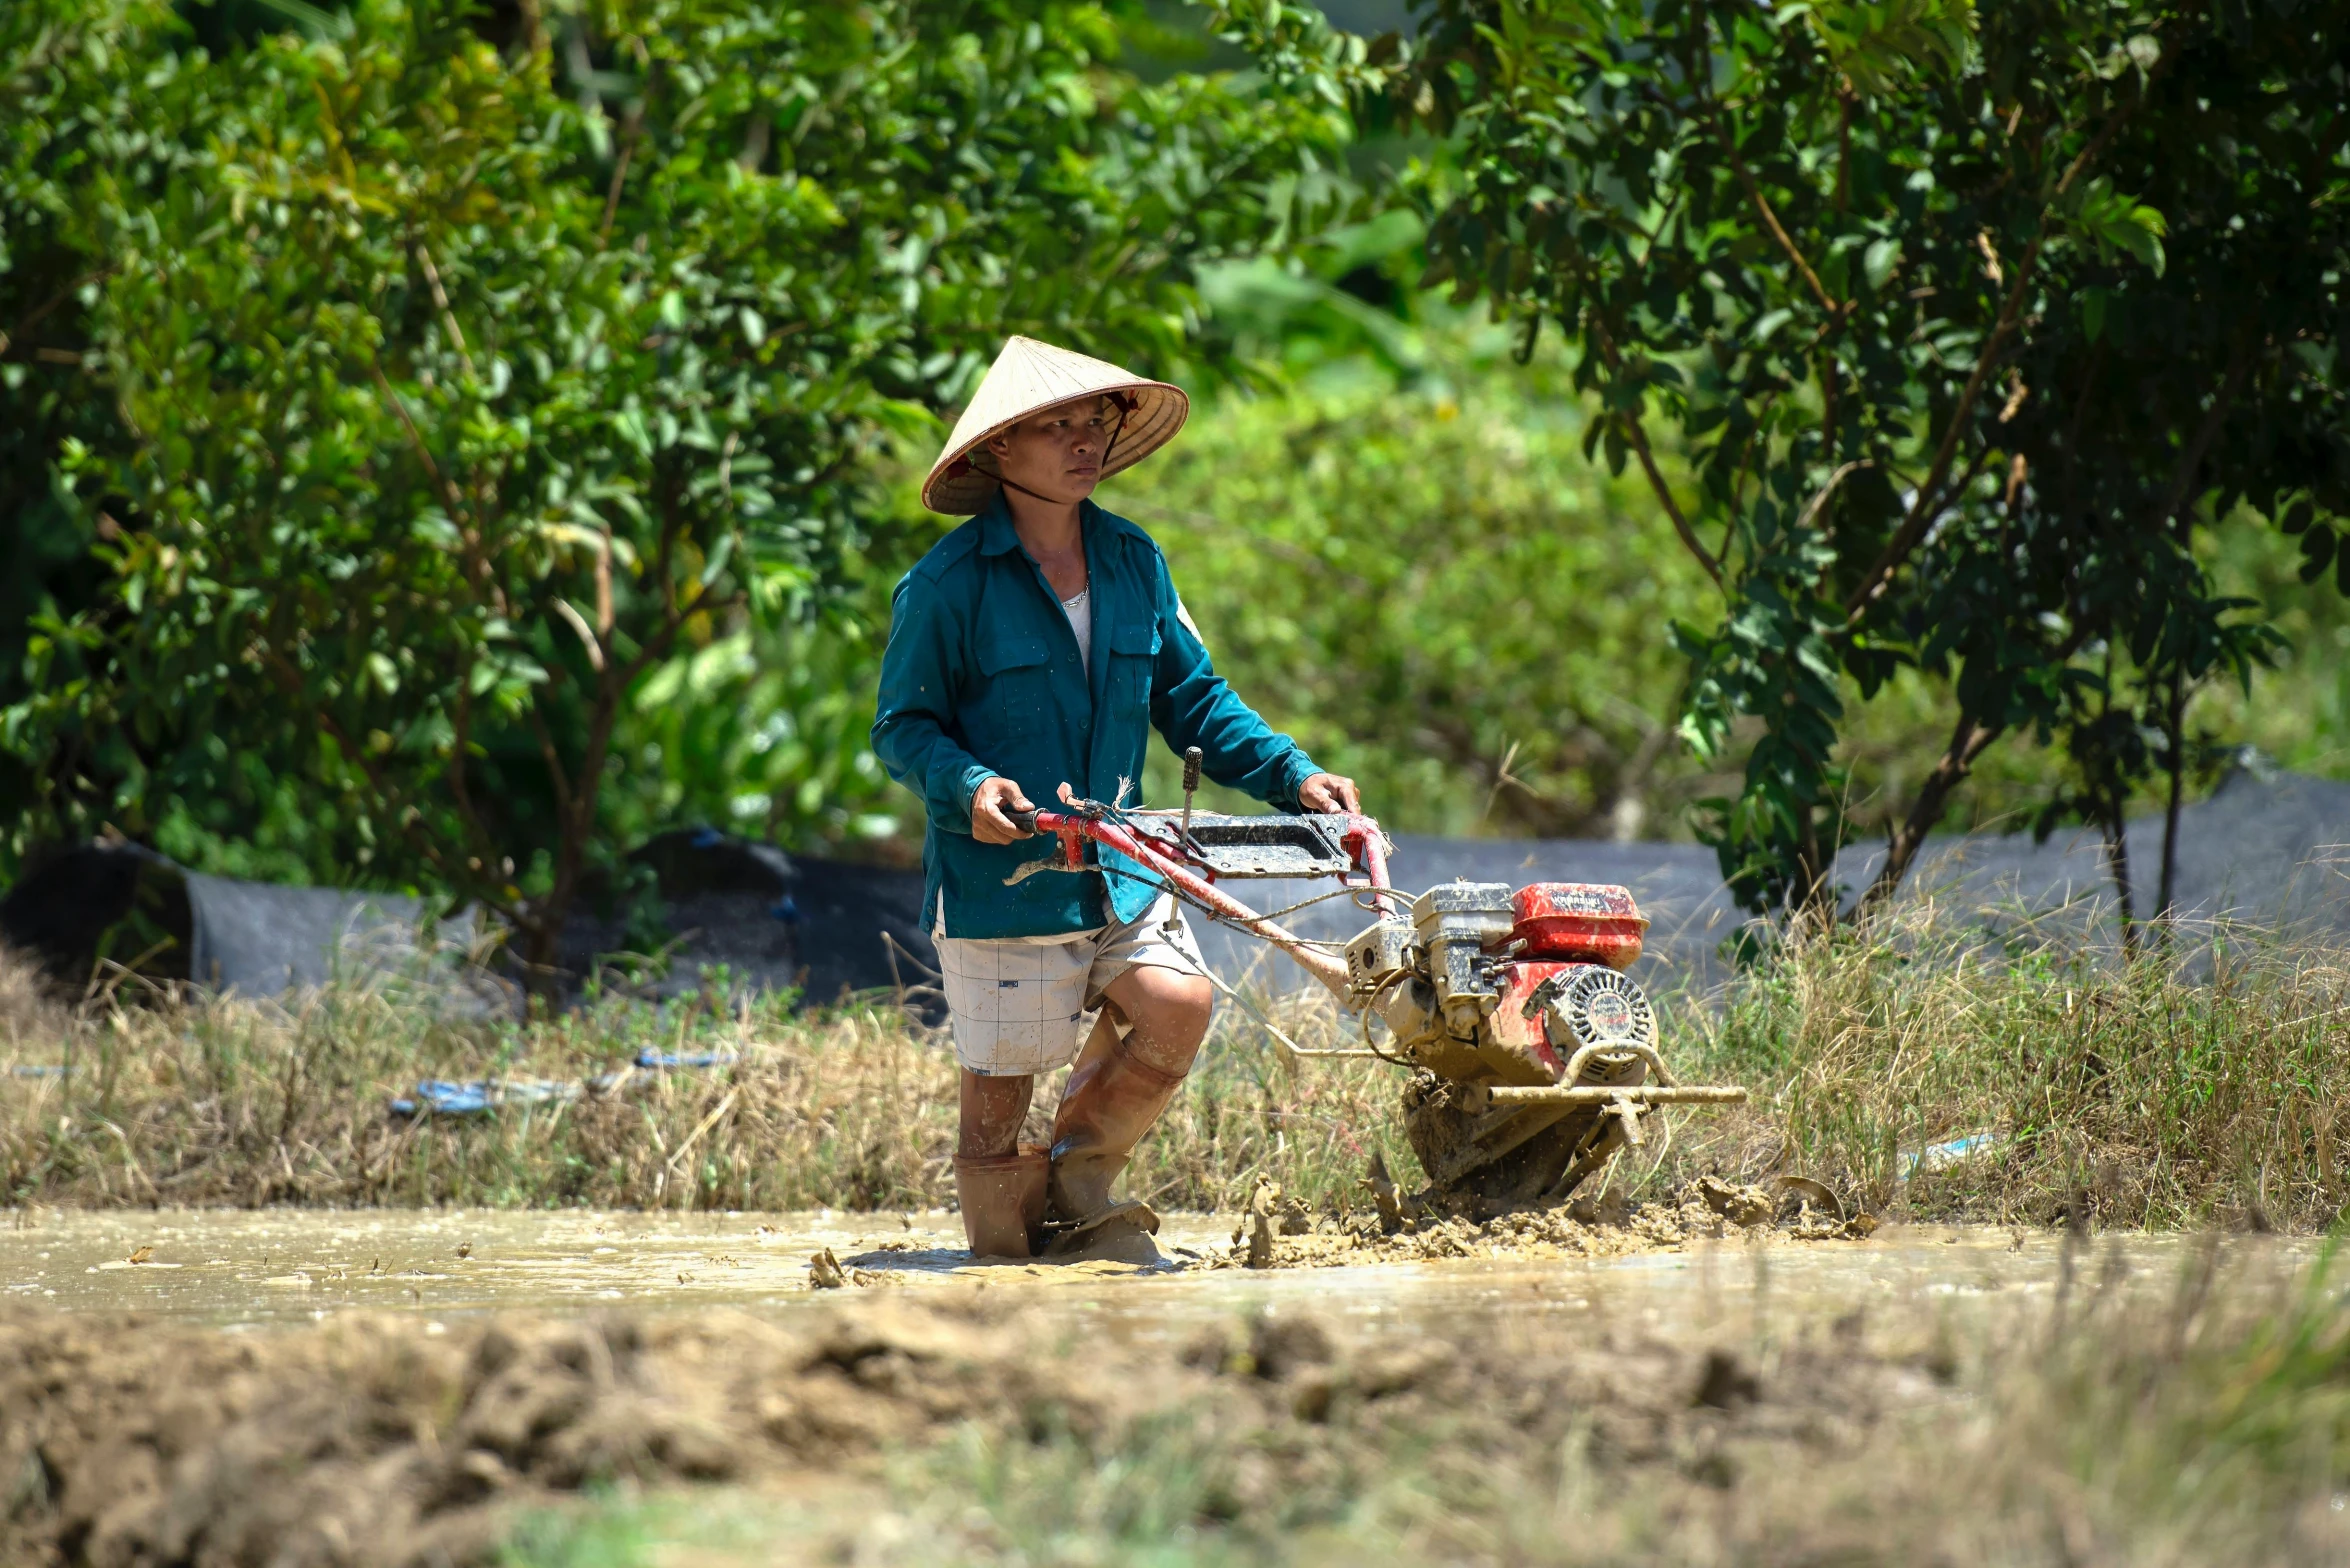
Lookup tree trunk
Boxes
[2148,336,2249,953]
[522,871,578,1007]
[1855,713,2002,918]
[2157,668,2186,944]
[2104,802,2138,959]
[522,694,626,1006]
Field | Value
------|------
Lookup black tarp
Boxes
[553,828,935,1010]
[0,826,935,1012]
[6,769,2347,1006]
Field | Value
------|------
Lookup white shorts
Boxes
[934,890,1207,1077]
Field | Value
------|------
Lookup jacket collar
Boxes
[977,493,1023,555]
[977,492,1103,557]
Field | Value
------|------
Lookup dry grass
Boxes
[7,892,2349,1228]
[0,946,70,1052]
[1653,900,2350,1231]
[0,946,1404,1214]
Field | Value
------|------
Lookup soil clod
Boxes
[1693,1348,1762,1409]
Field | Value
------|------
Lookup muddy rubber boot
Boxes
[955,1144,1049,1259]
[1044,1038,1186,1261]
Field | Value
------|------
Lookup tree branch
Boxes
[1625,411,1722,586]
[599,100,645,248]
[412,243,477,386]
[1592,317,1722,585]
[370,361,477,538]
[0,265,117,359]
[1842,226,2051,622]
[1713,113,1838,317]
[256,648,528,932]
[552,597,607,671]
[2154,337,2254,532]
[525,700,575,824]
[1843,94,2148,622]
[444,673,504,884]
[1798,460,1871,533]
[1853,711,2003,918]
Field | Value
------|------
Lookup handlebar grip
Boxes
[1182,745,1203,795]
[1009,806,1041,835]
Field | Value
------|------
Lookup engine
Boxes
[1343,881,1673,1203]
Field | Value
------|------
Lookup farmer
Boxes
[872,336,1358,1262]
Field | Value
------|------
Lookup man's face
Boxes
[986,396,1116,506]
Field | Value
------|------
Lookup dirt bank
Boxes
[0,1288,1906,1568]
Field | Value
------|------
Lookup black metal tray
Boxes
[1130,811,1356,878]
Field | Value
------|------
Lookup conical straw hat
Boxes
[921,336,1189,514]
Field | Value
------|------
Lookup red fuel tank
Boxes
[1503,883,1647,970]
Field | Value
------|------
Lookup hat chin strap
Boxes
[988,392,1135,508]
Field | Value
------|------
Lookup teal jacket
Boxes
[871,494,1322,939]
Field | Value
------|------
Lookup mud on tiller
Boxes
[1010,753,1748,1206]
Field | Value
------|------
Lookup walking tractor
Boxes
[1013,750,1750,1206]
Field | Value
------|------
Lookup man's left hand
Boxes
[1299,772,1360,814]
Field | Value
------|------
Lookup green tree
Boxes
[0,2,160,854]
[1135,328,1721,838]
[1217,0,2350,921]
[0,0,1347,983]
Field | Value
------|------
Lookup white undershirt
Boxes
[1060,585,1092,674]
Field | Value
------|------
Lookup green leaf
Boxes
[1863,237,1902,290]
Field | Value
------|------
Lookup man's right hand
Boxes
[970,775,1037,844]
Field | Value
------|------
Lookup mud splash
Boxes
[1208,1173,1877,1269]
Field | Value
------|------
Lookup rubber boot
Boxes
[955,1143,1048,1259]
[1044,1037,1187,1260]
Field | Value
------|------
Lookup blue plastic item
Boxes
[390,1077,580,1117]
[391,1050,737,1116]
[1901,1132,1999,1178]
[634,1047,739,1070]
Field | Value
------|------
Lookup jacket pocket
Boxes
[976,634,1052,741]
[1105,622,1160,706]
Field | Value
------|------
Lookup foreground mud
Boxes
[3,1286,1916,1568]
[4,1216,2343,1567]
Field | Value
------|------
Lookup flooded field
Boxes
[1,1204,2292,1333]
[4,1208,2341,1567]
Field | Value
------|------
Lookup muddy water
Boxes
[0,1208,2305,1339]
